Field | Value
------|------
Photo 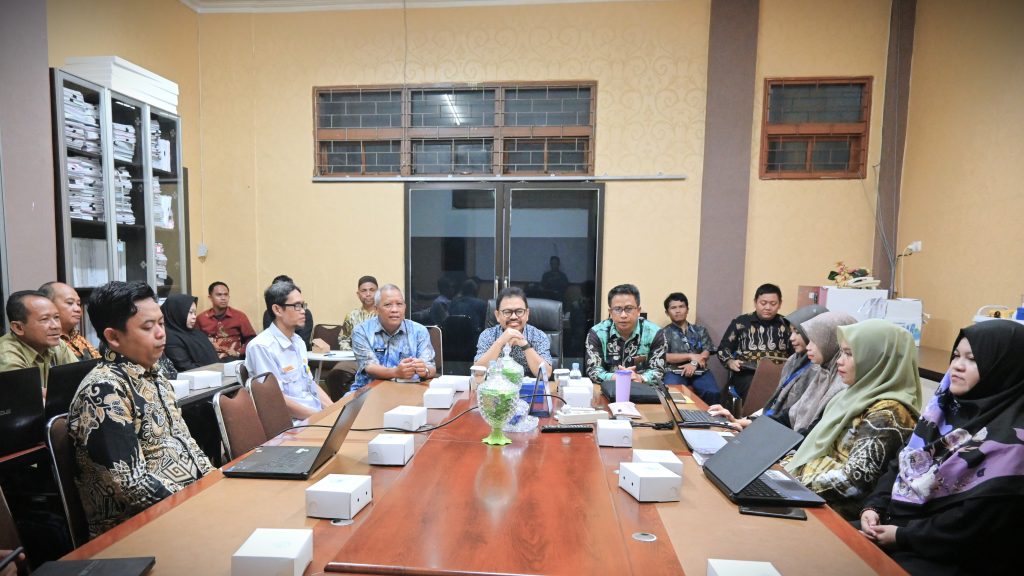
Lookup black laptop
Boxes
[702,416,825,507]
[598,379,661,404]
[222,390,368,480]
[45,358,101,420]
[654,381,730,428]
[0,367,45,456]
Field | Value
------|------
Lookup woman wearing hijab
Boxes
[858,320,1024,575]
[786,319,923,519]
[162,293,219,372]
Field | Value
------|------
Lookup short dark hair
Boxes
[357,275,378,288]
[208,281,229,295]
[38,281,60,299]
[88,281,157,344]
[754,283,783,301]
[6,290,49,323]
[496,286,528,310]
[265,280,299,313]
[663,292,689,310]
[272,275,293,284]
[607,284,640,307]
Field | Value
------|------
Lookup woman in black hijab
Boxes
[162,294,219,372]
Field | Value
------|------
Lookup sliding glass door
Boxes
[407,182,603,373]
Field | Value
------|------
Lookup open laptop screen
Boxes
[703,416,803,494]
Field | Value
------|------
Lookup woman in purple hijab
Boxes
[859,320,1024,575]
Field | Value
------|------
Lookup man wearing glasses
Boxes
[474,286,552,378]
[584,284,665,385]
[245,280,333,420]
[351,284,435,393]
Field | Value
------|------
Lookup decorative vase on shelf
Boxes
[476,371,519,446]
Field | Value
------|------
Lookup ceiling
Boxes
[179,0,652,13]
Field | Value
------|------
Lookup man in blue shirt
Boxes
[656,292,719,405]
[246,280,333,420]
[475,286,552,378]
[351,284,435,392]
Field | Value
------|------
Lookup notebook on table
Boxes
[0,367,45,456]
[702,416,825,507]
[223,390,368,480]
[45,358,101,420]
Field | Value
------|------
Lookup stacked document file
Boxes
[71,237,108,287]
[150,122,162,163]
[112,168,135,225]
[112,122,137,162]
[153,192,174,229]
[67,156,104,221]
[154,242,168,282]
[63,87,100,153]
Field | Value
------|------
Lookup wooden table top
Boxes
[64,380,905,575]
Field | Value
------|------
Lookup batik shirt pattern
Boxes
[716,312,793,367]
[660,322,714,370]
[68,352,212,537]
[584,318,665,384]
[351,318,435,391]
[474,324,553,377]
[339,308,376,351]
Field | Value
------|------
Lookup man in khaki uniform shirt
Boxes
[0,290,78,387]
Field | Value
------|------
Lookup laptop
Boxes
[222,390,368,480]
[0,367,45,455]
[45,358,101,420]
[654,381,729,428]
[598,379,661,404]
[702,416,825,507]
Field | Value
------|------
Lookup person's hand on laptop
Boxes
[707,404,752,429]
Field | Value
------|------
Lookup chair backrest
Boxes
[426,325,443,375]
[439,315,479,362]
[486,297,563,364]
[213,385,266,460]
[0,484,21,554]
[237,364,249,385]
[45,414,90,549]
[248,372,294,439]
[312,324,343,350]
[741,359,786,418]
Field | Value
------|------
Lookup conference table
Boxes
[64,379,906,575]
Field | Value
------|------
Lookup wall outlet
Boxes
[907,240,922,254]
[197,243,208,258]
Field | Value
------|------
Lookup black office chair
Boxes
[440,315,478,363]
[426,325,443,375]
[486,297,563,368]
[46,414,90,549]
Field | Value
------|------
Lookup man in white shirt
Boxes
[245,280,333,420]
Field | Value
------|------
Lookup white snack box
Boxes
[618,461,681,502]
[562,385,593,408]
[232,528,312,576]
[305,474,372,520]
[707,559,782,576]
[179,370,220,390]
[423,387,456,409]
[429,374,469,392]
[383,405,428,431]
[169,379,190,400]
[223,359,245,381]
[596,418,633,447]
[632,449,684,476]
[368,434,415,466]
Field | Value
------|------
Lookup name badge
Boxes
[283,365,295,373]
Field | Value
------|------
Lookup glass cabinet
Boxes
[52,69,189,307]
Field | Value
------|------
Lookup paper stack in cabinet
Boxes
[112,168,135,224]
[150,122,162,164]
[154,242,168,283]
[62,87,100,154]
[71,237,108,286]
[112,122,136,162]
[152,176,174,229]
[67,156,104,221]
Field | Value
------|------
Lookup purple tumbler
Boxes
[614,369,632,403]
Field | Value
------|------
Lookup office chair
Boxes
[740,360,786,418]
[426,325,443,375]
[213,385,266,461]
[45,414,90,550]
[486,297,563,367]
[248,372,293,439]
[311,324,343,350]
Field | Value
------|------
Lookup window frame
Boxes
[312,81,596,177]
[759,76,872,180]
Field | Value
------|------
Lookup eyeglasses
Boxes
[499,308,527,318]
[610,306,638,316]
[281,301,308,311]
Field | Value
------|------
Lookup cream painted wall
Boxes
[196,1,710,327]
[898,0,1024,349]
[745,0,891,314]
[46,0,203,294]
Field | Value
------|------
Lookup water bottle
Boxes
[568,362,582,386]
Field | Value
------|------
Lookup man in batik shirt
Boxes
[351,284,435,393]
[584,284,665,385]
[69,281,212,537]
[40,281,100,360]
[717,283,793,400]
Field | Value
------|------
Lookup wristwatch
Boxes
[519,341,532,350]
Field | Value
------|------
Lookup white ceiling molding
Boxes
[179,0,659,14]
